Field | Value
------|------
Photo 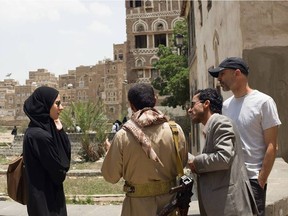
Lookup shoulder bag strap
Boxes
[168,120,184,177]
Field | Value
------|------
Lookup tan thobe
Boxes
[101,121,188,216]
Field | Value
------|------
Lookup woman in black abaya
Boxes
[23,86,71,216]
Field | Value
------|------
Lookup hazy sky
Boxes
[0,0,126,85]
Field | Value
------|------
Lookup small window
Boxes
[79,81,84,88]
[157,23,164,31]
[198,0,203,26]
[207,0,212,11]
[137,24,144,32]
[151,58,158,66]
[137,70,144,78]
[145,0,152,7]
[130,0,142,8]
[154,34,166,47]
[136,59,143,67]
[135,35,147,48]
[151,69,159,79]
[135,0,142,7]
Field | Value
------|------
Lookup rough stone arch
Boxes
[171,17,185,29]
[132,20,148,32]
[135,57,146,67]
[152,18,168,31]
[150,56,159,66]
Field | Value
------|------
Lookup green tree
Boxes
[152,20,189,108]
[60,100,109,162]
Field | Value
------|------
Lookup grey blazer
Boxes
[193,114,258,216]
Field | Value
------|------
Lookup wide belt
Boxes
[123,180,176,198]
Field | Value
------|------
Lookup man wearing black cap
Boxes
[208,57,281,216]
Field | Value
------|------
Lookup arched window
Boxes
[137,24,144,32]
[145,0,152,7]
[157,23,164,31]
[136,59,143,67]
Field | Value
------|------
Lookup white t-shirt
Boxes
[222,90,281,179]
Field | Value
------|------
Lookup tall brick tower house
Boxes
[125,0,184,84]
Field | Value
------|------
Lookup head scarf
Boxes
[24,86,59,131]
[24,86,71,169]
[123,107,168,167]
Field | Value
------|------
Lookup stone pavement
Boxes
[0,157,287,216]
[0,199,200,216]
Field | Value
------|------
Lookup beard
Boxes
[191,111,205,124]
[220,82,230,91]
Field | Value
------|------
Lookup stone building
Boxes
[58,44,127,121]
[25,68,58,88]
[125,0,184,85]
[0,79,19,121]
[14,85,37,119]
[181,1,288,161]
[0,79,19,90]
[0,79,36,125]
[58,70,77,107]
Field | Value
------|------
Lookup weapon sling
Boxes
[168,121,184,177]
[157,121,194,216]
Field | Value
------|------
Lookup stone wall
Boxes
[0,133,113,157]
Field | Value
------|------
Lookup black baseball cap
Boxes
[208,57,249,78]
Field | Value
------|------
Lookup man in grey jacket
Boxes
[188,88,257,216]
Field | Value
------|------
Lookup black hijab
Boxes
[24,86,58,131]
[24,86,71,169]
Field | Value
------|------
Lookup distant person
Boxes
[188,88,258,215]
[209,57,281,215]
[111,120,122,133]
[11,126,17,139]
[75,124,81,133]
[101,83,188,216]
[23,86,71,216]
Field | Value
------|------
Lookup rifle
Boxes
[157,175,194,216]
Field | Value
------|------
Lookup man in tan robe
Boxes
[101,83,188,216]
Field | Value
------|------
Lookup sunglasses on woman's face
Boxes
[55,100,61,108]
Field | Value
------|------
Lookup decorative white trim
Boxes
[131,48,159,55]
[171,17,185,29]
[127,11,181,19]
[132,19,149,32]
[152,18,168,31]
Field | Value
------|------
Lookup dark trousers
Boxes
[250,179,267,216]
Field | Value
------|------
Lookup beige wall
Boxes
[193,1,243,90]
[241,1,288,49]
[185,1,288,161]
[244,47,288,162]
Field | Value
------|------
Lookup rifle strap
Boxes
[168,121,184,177]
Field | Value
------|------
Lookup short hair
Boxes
[128,83,156,110]
[195,88,223,114]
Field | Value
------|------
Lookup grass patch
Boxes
[0,127,8,133]
[0,155,9,164]
[0,156,124,201]
[0,175,124,199]
[0,175,7,194]
[0,150,124,205]
[70,161,102,170]
[64,176,124,195]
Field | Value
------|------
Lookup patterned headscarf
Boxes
[123,107,168,167]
